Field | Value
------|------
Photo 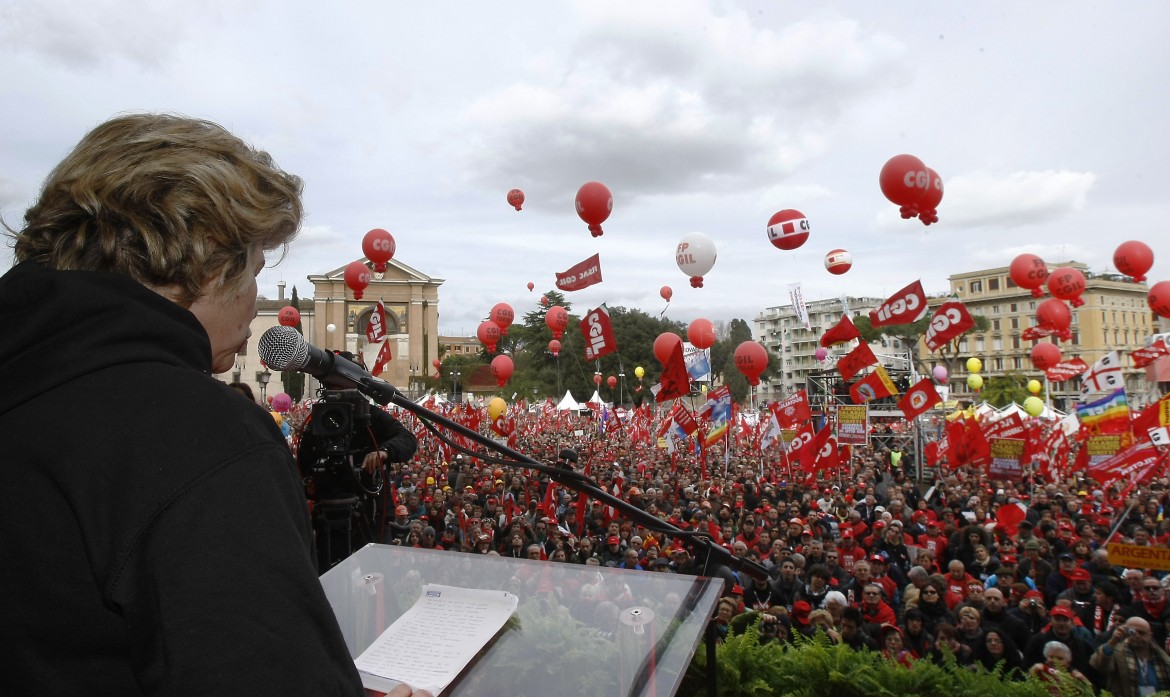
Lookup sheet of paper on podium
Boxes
[354,583,519,695]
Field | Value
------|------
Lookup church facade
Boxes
[233,257,443,403]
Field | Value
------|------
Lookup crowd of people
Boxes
[296,399,1170,695]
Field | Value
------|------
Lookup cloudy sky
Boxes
[2,1,1168,336]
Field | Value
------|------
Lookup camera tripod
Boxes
[311,493,375,573]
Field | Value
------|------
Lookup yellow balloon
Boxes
[634,366,645,379]
[1027,379,1042,395]
[966,357,983,374]
[1023,396,1045,417]
[488,397,507,420]
[967,374,984,391]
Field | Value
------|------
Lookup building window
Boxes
[1029,302,1036,311]
[976,338,985,352]
[959,339,969,352]
[970,280,982,293]
[994,357,1004,370]
[992,319,1000,330]
[1013,357,1022,370]
[1012,336,1021,349]
[1010,303,1018,312]
[1011,317,1019,329]
[993,337,1003,350]
[989,278,1000,291]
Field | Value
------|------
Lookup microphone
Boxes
[257,325,400,399]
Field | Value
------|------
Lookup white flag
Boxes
[789,282,811,330]
[1150,427,1170,447]
[1080,351,1124,397]
[760,414,783,450]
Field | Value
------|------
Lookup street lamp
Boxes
[255,369,271,402]
[409,362,420,398]
[618,371,626,406]
[452,370,461,401]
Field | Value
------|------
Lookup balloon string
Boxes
[660,301,669,317]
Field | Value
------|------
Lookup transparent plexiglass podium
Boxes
[320,544,724,697]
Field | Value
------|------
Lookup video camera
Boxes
[301,389,372,500]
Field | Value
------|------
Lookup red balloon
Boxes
[361,228,395,273]
[687,318,716,350]
[917,168,944,226]
[540,295,549,307]
[344,261,371,300]
[1047,267,1087,307]
[1009,253,1049,298]
[545,306,568,339]
[527,281,535,292]
[593,373,603,386]
[879,154,930,217]
[548,339,561,357]
[660,285,673,302]
[653,332,683,365]
[477,320,502,353]
[490,302,514,335]
[278,306,300,327]
[1035,298,1072,338]
[734,341,768,386]
[507,188,525,211]
[1030,342,1062,371]
[766,209,810,251]
[1114,240,1155,282]
[1149,281,1170,318]
[490,355,514,387]
[607,375,617,389]
[575,181,612,237]
[432,359,441,370]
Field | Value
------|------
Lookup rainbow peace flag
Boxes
[1076,387,1130,435]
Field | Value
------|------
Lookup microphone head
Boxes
[258,325,309,371]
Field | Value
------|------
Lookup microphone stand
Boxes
[336,373,769,582]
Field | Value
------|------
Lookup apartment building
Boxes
[753,295,904,402]
[936,262,1155,411]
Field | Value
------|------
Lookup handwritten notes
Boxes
[354,584,518,695]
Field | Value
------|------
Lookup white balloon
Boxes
[326,323,337,333]
[675,232,717,279]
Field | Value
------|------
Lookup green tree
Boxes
[980,372,1031,407]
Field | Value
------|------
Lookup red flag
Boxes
[537,482,558,526]
[923,299,975,352]
[811,430,840,473]
[849,366,898,404]
[1131,393,1170,441]
[370,341,393,377]
[655,341,691,402]
[366,301,388,342]
[555,253,603,292]
[785,421,822,473]
[966,417,991,467]
[1088,442,1166,486]
[772,390,812,429]
[1046,358,1088,382]
[945,418,969,468]
[995,502,1028,537]
[580,305,618,361]
[820,314,860,347]
[897,378,942,421]
[869,280,928,327]
[1132,340,1170,368]
[837,341,878,380]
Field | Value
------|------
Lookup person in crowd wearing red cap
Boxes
[836,528,867,574]
[1023,604,1098,684]
[1057,567,1098,625]
[916,518,949,564]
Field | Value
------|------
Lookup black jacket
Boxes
[0,263,364,695]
